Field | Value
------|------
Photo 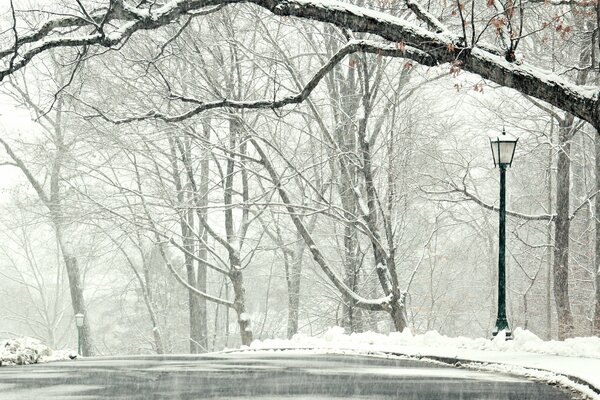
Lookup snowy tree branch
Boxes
[403,0,447,33]
[0,0,597,126]
[428,182,598,222]
[82,39,434,124]
[251,137,392,312]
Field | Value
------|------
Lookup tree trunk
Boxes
[551,44,591,339]
[50,102,93,355]
[141,274,164,354]
[286,266,300,338]
[546,119,554,340]
[332,49,363,333]
[594,126,600,336]
[226,117,253,346]
[169,135,206,353]
[595,1,600,337]
[342,222,362,332]
[138,250,164,354]
[390,296,408,332]
[230,269,253,346]
[184,206,204,353]
[553,120,575,339]
[59,240,93,356]
[287,234,304,338]
[145,295,164,354]
[194,121,210,351]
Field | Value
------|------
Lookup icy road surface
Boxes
[0,352,576,399]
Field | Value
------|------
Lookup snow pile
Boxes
[249,327,600,398]
[0,337,76,366]
[251,326,600,359]
[463,362,600,400]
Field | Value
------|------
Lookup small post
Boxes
[75,313,84,356]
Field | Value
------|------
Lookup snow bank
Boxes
[249,327,600,399]
[0,337,76,366]
[251,326,600,359]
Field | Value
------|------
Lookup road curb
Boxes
[228,346,600,399]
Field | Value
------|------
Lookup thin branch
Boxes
[84,39,436,124]
[404,0,447,33]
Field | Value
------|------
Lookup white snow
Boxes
[275,0,455,45]
[248,327,600,398]
[239,312,250,322]
[0,337,76,366]
[351,186,370,216]
[470,47,599,101]
[357,198,369,216]
[355,105,365,121]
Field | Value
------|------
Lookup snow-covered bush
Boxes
[0,337,75,366]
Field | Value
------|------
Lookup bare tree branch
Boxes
[404,0,447,33]
[0,0,597,125]
[81,39,435,124]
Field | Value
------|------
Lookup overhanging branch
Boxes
[1,0,598,125]
[83,39,435,123]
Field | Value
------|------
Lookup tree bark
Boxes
[594,4,600,335]
[230,269,253,346]
[594,126,600,336]
[184,204,205,353]
[1,0,599,127]
[141,269,165,354]
[546,120,554,340]
[287,233,305,338]
[168,135,205,353]
[553,120,575,339]
[58,237,93,356]
[194,121,210,351]
[334,52,363,333]
[124,240,165,354]
[226,117,253,346]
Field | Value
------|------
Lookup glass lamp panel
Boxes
[75,314,84,327]
[490,140,500,166]
[498,141,516,165]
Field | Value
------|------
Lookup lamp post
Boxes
[489,129,518,340]
[75,313,84,356]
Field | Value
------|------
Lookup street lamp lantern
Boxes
[489,128,517,340]
[490,129,518,167]
[75,313,84,355]
[75,313,85,328]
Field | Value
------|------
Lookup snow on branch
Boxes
[448,182,554,221]
[251,137,393,312]
[1,0,599,125]
[261,0,599,125]
[85,39,434,124]
[425,181,598,223]
[157,240,235,307]
[527,0,595,5]
[403,0,447,33]
[491,0,514,52]
[0,0,218,81]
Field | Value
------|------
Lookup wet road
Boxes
[0,352,576,399]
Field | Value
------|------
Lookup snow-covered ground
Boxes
[248,327,600,399]
[0,337,76,366]
[3,329,599,398]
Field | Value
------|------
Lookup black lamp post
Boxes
[75,313,84,355]
[489,129,518,340]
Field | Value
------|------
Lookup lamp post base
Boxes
[491,329,513,341]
